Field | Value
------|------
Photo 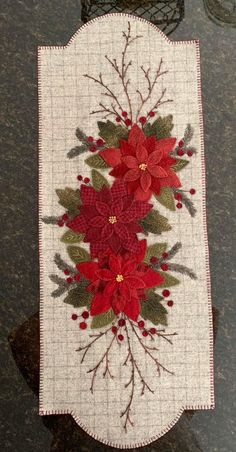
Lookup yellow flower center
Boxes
[116,274,124,282]
[139,163,147,171]
[108,215,117,224]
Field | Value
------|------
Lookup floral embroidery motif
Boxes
[43,21,198,431]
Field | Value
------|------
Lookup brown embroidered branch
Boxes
[84,72,124,118]
[88,334,116,393]
[136,58,173,121]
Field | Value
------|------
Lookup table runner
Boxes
[38,14,214,448]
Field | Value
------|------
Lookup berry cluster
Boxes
[64,267,81,284]
[177,139,193,157]
[57,213,69,227]
[77,175,90,184]
[72,310,90,330]
[174,188,196,209]
[116,111,132,127]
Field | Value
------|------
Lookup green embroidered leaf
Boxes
[64,286,92,308]
[141,210,172,235]
[91,169,109,191]
[172,158,189,173]
[144,243,168,263]
[60,230,84,244]
[97,120,128,147]
[91,309,116,329]
[158,271,180,288]
[155,187,176,211]
[55,187,81,215]
[85,154,109,169]
[143,115,174,139]
[141,291,167,326]
[67,245,90,264]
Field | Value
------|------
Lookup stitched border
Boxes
[38,13,214,449]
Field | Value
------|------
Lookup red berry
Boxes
[177,149,185,156]
[96,138,104,147]
[167,300,174,307]
[82,310,89,319]
[64,269,70,275]
[162,252,169,259]
[125,118,132,127]
[138,320,145,328]
[87,136,94,143]
[162,289,170,297]
[62,213,69,221]
[90,145,97,153]
[139,116,147,124]
[149,111,155,117]
[116,116,121,122]
[112,326,118,334]
[79,321,87,330]
[176,202,183,209]
[142,330,148,337]
[174,192,182,201]
[187,150,193,157]
[190,188,196,195]
[77,175,83,181]
[150,256,158,264]
[57,219,64,227]
[84,177,90,184]
[74,274,81,282]
[178,140,184,147]
[66,277,73,284]
[161,263,169,271]
[150,327,157,335]
[122,111,128,117]
[118,334,124,341]
[71,313,78,321]
[118,318,126,327]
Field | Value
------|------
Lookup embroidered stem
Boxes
[84,72,124,116]
[88,333,116,394]
[76,326,113,363]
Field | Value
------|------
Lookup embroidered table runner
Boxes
[39,14,214,448]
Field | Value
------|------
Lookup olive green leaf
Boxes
[97,120,128,147]
[55,187,81,215]
[141,291,167,326]
[158,271,180,288]
[91,309,116,329]
[85,154,109,169]
[141,209,172,235]
[143,115,174,139]
[67,245,90,264]
[91,169,109,191]
[144,243,168,263]
[155,187,176,211]
[64,286,92,308]
[172,158,189,173]
[60,230,84,244]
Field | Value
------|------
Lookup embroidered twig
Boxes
[87,334,116,393]
[173,188,197,217]
[167,263,197,280]
[67,144,88,159]
[76,327,113,363]
[42,216,60,225]
[136,59,173,121]
[84,72,124,118]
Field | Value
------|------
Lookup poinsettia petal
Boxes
[127,222,143,233]
[85,227,101,242]
[119,281,131,300]
[77,262,100,281]
[104,280,117,297]
[147,149,163,166]
[89,215,107,227]
[80,185,97,206]
[148,165,168,178]
[110,163,127,178]
[109,254,122,273]
[160,170,181,188]
[136,143,148,163]
[143,136,156,154]
[151,177,161,195]
[101,223,114,240]
[124,168,140,182]
[108,233,122,254]
[131,200,152,219]
[140,171,152,192]
[122,155,138,169]
[142,268,165,288]
[123,237,141,254]
[90,242,108,259]
[128,124,145,147]
[112,295,126,315]
[90,293,111,316]
[114,222,130,240]
[112,198,123,215]
[111,179,128,199]
[100,148,121,167]
[123,297,141,321]
[134,239,147,263]
[155,138,176,156]
[96,269,113,281]
[125,275,145,289]
[67,215,88,233]
[97,186,112,204]
[122,260,137,275]
[134,185,152,201]
[95,201,111,217]
[120,140,136,157]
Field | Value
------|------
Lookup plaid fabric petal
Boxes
[67,215,87,233]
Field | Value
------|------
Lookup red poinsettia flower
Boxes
[100,124,181,201]
[67,180,152,258]
[77,240,164,321]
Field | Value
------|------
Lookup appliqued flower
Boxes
[77,240,164,321]
[67,180,152,257]
[100,124,181,201]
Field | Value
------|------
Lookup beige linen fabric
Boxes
[38,14,214,448]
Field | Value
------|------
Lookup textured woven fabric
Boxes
[38,14,214,449]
